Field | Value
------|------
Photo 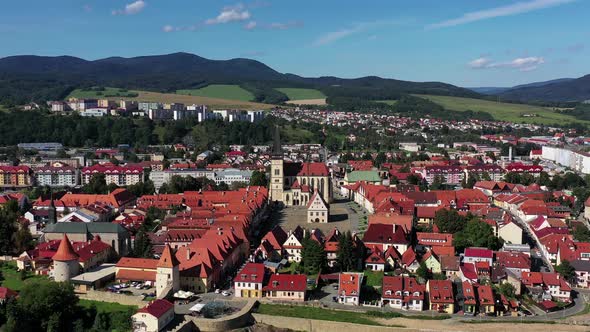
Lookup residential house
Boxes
[283,226,305,263]
[362,223,409,255]
[338,272,363,305]
[477,285,496,315]
[255,226,287,262]
[263,274,307,302]
[426,279,455,313]
[132,299,175,332]
[521,272,572,303]
[234,263,265,298]
[422,250,442,274]
[381,276,425,311]
[463,247,493,265]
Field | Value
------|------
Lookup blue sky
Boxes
[0,0,588,87]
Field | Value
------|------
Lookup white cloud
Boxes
[162,25,174,33]
[468,56,545,71]
[244,21,257,30]
[112,0,146,15]
[428,0,576,29]
[314,26,363,46]
[468,57,493,69]
[206,4,251,25]
[314,20,404,46]
[268,21,302,30]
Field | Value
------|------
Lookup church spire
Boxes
[272,124,282,158]
[48,191,57,224]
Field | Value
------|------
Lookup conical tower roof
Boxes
[53,234,79,261]
[157,244,180,268]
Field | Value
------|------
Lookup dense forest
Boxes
[0,111,322,149]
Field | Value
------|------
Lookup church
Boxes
[269,126,332,207]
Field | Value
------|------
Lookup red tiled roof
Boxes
[339,272,362,297]
[234,263,265,284]
[464,247,493,259]
[116,257,159,270]
[137,299,174,318]
[428,279,454,304]
[116,269,156,282]
[0,287,17,299]
[263,274,307,292]
[52,234,79,261]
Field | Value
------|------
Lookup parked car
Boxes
[222,291,231,296]
[215,289,221,294]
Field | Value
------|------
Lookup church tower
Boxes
[269,125,284,203]
[156,244,180,298]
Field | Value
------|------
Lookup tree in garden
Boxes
[83,174,107,194]
[301,234,327,275]
[416,262,432,280]
[555,260,575,282]
[336,231,356,272]
[0,208,17,255]
[433,209,466,234]
[453,220,503,253]
[133,229,154,258]
[249,170,268,186]
[498,283,516,299]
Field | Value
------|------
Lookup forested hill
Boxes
[498,74,590,102]
[0,52,479,105]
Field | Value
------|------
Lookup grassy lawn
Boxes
[256,303,393,326]
[79,299,139,312]
[378,100,397,106]
[0,262,50,291]
[413,94,588,126]
[177,84,254,102]
[276,88,326,100]
[282,124,316,143]
[278,262,301,274]
[363,270,384,287]
[68,87,138,99]
[70,86,272,110]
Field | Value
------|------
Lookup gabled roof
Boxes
[464,247,493,259]
[362,224,408,245]
[136,299,174,318]
[339,272,363,297]
[234,263,265,284]
[264,274,307,292]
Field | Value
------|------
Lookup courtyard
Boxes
[273,198,361,235]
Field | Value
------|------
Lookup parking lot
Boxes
[106,281,156,299]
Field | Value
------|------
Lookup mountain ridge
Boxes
[0,52,479,105]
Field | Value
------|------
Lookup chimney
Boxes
[186,247,191,260]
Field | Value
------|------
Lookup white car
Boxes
[222,291,231,296]
[214,289,221,294]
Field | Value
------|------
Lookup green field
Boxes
[276,88,326,100]
[257,304,387,326]
[378,100,397,106]
[414,94,586,125]
[79,299,139,311]
[68,87,138,99]
[177,84,254,102]
[0,262,50,291]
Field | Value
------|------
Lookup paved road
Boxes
[501,207,554,272]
